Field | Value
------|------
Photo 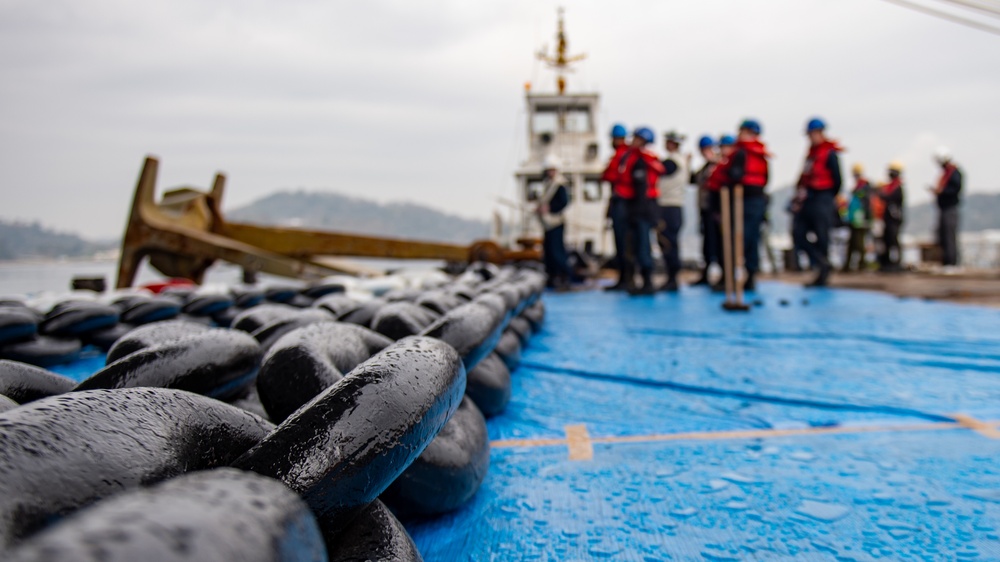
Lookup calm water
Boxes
[0,259,237,297]
[0,258,447,298]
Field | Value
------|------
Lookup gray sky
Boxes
[1,0,998,239]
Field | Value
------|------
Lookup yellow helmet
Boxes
[851,163,864,175]
[888,161,904,173]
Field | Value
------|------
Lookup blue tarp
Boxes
[406,283,1000,561]
[50,350,105,382]
[47,283,1000,560]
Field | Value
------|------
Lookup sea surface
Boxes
[0,257,445,298]
[0,259,159,296]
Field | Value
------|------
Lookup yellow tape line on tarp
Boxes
[491,415,1000,460]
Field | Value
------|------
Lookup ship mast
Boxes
[535,8,587,94]
[514,8,607,258]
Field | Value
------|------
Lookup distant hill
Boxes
[0,220,117,261]
[227,190,490,243]
[906,192,1000,237]
[1,191,490,262]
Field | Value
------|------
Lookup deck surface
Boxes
[405,282,1000,561]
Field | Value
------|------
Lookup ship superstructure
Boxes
[513,9,612,258]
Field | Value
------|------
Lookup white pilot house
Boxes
[513,9,613,260]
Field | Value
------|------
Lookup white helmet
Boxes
[543,154,562,171]
[934,146,952,164]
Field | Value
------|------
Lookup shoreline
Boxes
[0,255,119,266]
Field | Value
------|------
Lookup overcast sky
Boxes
[1,0,998,239]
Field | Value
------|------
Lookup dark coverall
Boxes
[606,196,629,275]
[539,181,574,288]
[657,158,683,284]
[794,149,842,271]
[625,158,656,280]
[877,180,904,270]
[936,165,963,266]
[693,162,720,274]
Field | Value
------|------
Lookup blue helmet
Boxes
[739,119,762,135]
[698,135,715,149]
[806,117,826,132]
[719,134,736,146]
[633,127,655,144]
[610,123,628,138]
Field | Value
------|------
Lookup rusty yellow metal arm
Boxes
[115,156,540,289]
[116,157,340,288]
[220,222,470,262]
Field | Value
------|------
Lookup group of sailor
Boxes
[598,119,772,295]
[537,118,964,293]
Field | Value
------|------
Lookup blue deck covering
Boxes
[405,282,1000,561]
[46,282,1000,560]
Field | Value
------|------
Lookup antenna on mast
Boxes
[535,7,587,94]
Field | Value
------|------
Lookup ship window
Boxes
[582,179,602,202]
[532,111,558,135]
[564,108,592,133]
[533,106,593,134]
[525,180,545,202]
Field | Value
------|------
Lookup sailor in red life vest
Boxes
[724,119,769,291]
[702,135,736,290]
[706,135,736,193]
[794,117,843,287]
[931,147,963,269]
[601,124,633,291]
[876,161,905,271]
[618,126,665,296]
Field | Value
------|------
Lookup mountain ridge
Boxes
[0,220,118,261]
[226,189,491,244]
